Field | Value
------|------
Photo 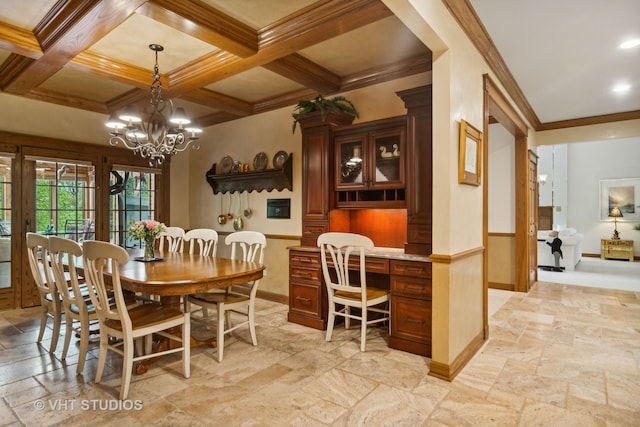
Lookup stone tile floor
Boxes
[1,282,639,426]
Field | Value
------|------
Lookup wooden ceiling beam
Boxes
[263,54,341,94]
[26,87,108,114]
[165,0,392,95]
[180,88,253,117]
[138,0,258,58]
[341,54,432,92]
[0,21,42,59]
[3,0,146,95]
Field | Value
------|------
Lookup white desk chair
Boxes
[184,228,218,256]
[158,226,184,253]
[26,233,61,353]
[187,231,266,362]
[82,240,190,400]
[318,232,390,352]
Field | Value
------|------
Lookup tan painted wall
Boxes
[488,234,516,288]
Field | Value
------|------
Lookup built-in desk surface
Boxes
[288,245,431,263]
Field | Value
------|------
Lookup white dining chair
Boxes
[187,231,266,362]
[184,228,218,256]
[318,232,390,352]
[82,240,190,400]
[26,233,61,353]
[48,236,97,374]
[158,226,185,253]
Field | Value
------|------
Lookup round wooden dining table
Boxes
[113,249,265,373]
[115,249,264,301]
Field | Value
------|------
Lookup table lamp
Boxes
[608,207,623,239]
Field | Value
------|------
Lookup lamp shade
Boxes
[609,207,623,218]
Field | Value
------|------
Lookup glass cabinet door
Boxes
[336,136,365,189]
[371,127,405,188]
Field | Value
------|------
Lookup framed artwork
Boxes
[458,119,482,186]
[599,177,640,221]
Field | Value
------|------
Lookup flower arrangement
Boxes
[128,219,166,260]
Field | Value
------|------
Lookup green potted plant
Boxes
[292,95,359,133]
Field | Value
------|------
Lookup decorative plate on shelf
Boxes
[273,151,289,169]
[253,152,268,170]
[218,155,233,174]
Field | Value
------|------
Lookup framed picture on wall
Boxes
[458,119,482,186]
[599,177,640,221]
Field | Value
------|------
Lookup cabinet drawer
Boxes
[290,251,321,268]
[391,275,431,299]
[390,260,431,278]
[391,296,431,342]
[290,265,321,282]
[344,256,389,274]
[290,282,322,317]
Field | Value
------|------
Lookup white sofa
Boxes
[537,228,584,271]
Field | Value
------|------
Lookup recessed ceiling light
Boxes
[612,83,631,93]
[619,39,640,49]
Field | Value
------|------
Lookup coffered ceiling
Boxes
[0,0,431,130]
[1,0,638,135]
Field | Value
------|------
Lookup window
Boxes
[109,167,159,248]
[34,159,96,241]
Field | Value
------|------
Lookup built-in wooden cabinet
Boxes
[298,111,355,247]
[289,84,433,357]
[287,249,326,329]
[334,117,406,208]
[389,260,432,356]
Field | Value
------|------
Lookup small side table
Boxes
[601,239,634,262]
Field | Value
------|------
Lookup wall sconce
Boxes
[608,206,623,239]
[538,174,548,186]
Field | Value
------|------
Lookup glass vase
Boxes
[143,238,155,261]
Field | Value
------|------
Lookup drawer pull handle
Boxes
[298,257,312,263]
[404,317,425,325]
[403,266,424,272]
[297,271,312,277]
[403,285,423,292]
[295,296,311,305]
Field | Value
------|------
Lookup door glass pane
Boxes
[0,156,11,289]
[374,135,401,182]
[109,169,158,248]
[338,141,363,185]
[34,160,96,241]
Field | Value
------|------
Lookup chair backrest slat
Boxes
[184,228,218,256]
[159,226,185,253]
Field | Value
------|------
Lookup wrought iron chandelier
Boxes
[106,44,202,167]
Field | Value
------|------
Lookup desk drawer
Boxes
[290,282,322,317]
[391,275,431,299]
[290,251,321,268]
[391,296,431,342]
[390,260,431,278]
[290,265,321,283]
[345,257,389,274]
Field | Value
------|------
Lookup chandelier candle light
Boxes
[128,219,166,261]
[106,44,202,167]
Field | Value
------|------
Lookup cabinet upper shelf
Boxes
[206,153,293,194]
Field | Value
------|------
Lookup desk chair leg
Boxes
[360,309,367,352]
[325,310,335,343]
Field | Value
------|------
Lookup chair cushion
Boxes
[104,302,183,331]
[335,287,389,301]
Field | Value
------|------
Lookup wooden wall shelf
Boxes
[206,153,293,194]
